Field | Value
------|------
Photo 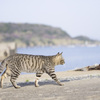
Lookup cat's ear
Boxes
[57,52,60,55]
[57,52,63,56]
[56,52,60,56]
[60,52,63,55]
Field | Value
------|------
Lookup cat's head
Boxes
[55,52,65,65]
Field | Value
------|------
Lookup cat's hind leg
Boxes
[0,66,11,88]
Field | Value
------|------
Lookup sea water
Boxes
[17,46,100,72]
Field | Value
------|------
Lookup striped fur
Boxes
[0,52,65,89]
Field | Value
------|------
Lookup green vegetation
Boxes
[45,79,48,81]
[0,23,99,47]
[25,79,29,83]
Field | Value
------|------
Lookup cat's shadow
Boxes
[4,79,70,89]
[18,79,70,87]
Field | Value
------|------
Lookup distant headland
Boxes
[0,23,100,47]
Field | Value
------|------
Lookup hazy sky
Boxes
[0,0,100,40]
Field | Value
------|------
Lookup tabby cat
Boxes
[0,52,65,89]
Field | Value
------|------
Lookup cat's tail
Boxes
[0,59,7,74]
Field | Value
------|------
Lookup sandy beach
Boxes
[0,70,100,100]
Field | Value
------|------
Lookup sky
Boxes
[0,0,100,40]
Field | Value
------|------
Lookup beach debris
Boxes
[74,64,100,71]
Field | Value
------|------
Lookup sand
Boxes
[0,70,100,100]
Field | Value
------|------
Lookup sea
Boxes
[17,46,100,72]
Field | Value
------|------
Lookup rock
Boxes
[74,64,100,71]
[0,42,17,61]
